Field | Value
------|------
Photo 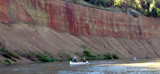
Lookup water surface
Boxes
[0,58,160,74]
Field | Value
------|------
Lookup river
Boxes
[0,58,160,74]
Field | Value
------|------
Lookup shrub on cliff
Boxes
[104,53,112,59]
[112,54,119,59]
[96,55,106,60]
[83,50,92,57]
[1,48,19,59]
[2,59,11,64]
[82,0,160,17]
[157,8,160,17]
[36,54,54,62]
[114,0,122,7]
[84,0,112,7]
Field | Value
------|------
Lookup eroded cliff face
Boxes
[0,0,160,63]
[1,0,160,38]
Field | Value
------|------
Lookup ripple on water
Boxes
[58,71,104,74]
[1,59,160,74]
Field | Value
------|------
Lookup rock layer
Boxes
[0,0,160,63]
[1,0,160,38]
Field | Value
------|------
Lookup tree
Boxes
[152,8,157,17]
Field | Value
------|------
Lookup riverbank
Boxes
[0,46,119,64]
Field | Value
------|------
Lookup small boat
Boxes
[70,61,89,65]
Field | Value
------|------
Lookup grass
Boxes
[21,54,36,61]
[55,59,64,62]
[83,50,92,57]
[1,48,19,59]
[104,54,112,60]
[112,54,119,59]
[83,50,110,60]
[36,53,65,62]
[2,59,11,64]
[82,49,120,60]
[58,52,73,61]
[36,53,55,62]
[0,47,119,64]
[68,57,73,60]
[86,56,105,60]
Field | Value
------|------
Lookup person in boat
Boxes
[133,57,137,60]
[82,57,87,62]
[72,56,78,62]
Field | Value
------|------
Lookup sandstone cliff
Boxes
[0,0,160,63]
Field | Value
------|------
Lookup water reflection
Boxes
[0,58,160,74]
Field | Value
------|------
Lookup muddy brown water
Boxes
[0,58,160,74]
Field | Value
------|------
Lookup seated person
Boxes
[72,56,78,62]
[82,57,87,62]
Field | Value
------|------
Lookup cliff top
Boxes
[63,0,160,17]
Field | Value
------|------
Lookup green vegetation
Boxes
[114,0,122,6]
[104,53,112,59]
[112,54,119,59]
[83,50,92,57]
[0,47,119,64]
[96,56,106,60]
[58,52,72,60]
[65,0,160,17]
[82,50,119,60]
[68,57,73,60]
[83,50,101,60]
[86,56,103,60]
[36,54,55,62]
[84,0,112,7]
[85,0,160,17]
[1,48,19,59]
[2,59,11,64]
[0,47,65,64]
[2,59,16,64]
[84,54,105,60]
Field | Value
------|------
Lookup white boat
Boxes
[70,61,89,65]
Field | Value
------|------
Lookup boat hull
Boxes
[70,61,89,65]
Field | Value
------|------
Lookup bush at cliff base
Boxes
[36,54,54,62]
[112,54,119,59]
